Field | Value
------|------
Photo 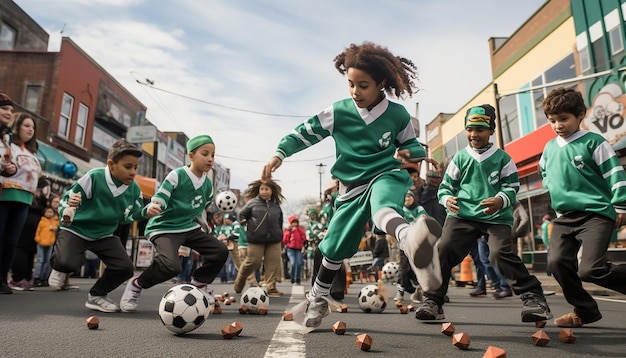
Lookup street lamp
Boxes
[316,163,326,206]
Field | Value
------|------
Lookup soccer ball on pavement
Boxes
[240,287,269,313]
[382,261,399,281]
[158,284,210,334]
[357,284,387,313]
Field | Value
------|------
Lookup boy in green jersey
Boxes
[49,139,160,312]
[416,104,552,323]
[540,88,626,327]
[120,135,229,313]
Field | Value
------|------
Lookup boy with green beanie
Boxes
[120,134,229,313]
[416,104,553,323]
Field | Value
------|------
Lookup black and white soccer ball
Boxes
[215,190,238,212]
[382,261,400,281]
[158,284,210,334]
[240,287,269,313]
[357,284,387,313]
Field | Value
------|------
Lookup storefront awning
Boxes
[517,160,540,178]
[37,140,69,174]
[136,175,157,198]
[517,188,548,201]
[62,152,101,178]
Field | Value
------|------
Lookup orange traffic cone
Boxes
[459,255,474,283]
[345,269,352,288]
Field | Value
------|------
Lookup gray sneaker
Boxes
[85,293,121,313]
[415,299,445,320]
[120,278,142,312]
[520,292,552,322]
[48,269,68,291]
[304,295,330,328]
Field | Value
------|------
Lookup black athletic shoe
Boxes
[520,292,552,322]
[415,299,445,320]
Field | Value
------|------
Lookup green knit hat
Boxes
[465,104,496,130]
[186,134,214,153]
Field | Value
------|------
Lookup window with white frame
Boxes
[75,103,88,146]
[59,93,73,138]
[609,26,624,56]
[0,23,16,50]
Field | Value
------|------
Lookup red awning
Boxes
[135,175,157,198]
[517,160,539,178]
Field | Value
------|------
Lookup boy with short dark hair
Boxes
[120,134,229,313]
[540,87,626,327]
[49,139,161,312]
[416,104,552,323]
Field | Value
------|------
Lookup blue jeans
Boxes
[34,244,52,280]
[176,255,194,283]
[470,237,510,291]
[286,247,303,283]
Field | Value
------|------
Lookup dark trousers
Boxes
[425,216,542,306]
[549,212,626,322]
[312,247,345,300]
[51,230,134,296]
[398,251,416,293]
[0,202,29,282]
[137,228,228,289]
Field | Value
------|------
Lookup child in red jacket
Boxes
[283,216,306,285]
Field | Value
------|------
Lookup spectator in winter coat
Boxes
[283,215,306,285]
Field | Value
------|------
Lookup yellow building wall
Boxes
[440,18,575,145]
[495,18,575,95]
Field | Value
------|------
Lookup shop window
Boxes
[59,93,73,138]
[579,46,591,74]
[500,95,520,144]
[531,76,546,130]
[592,37,607,72]
[75,103,88,146]
[24,85,41,112]
[0,23,16,50]
[609,26,624,56]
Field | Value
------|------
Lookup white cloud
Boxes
[14,0,545,204]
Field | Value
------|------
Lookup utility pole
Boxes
[316,163,326,206]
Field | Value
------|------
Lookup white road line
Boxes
[264,285,311,358]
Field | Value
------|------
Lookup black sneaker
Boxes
[415,299,445,320]
[520,292,552,322]
[0,282,12,294]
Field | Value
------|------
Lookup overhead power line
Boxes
[135,79,309,118]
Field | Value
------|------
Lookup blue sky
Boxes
[14,0,545,205]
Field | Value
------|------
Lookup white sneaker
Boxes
[120,278,142,312]
[85,293,121,313]
[400,216,443,293]
[48,269,68,291]
[394,291,404,302]
[304,294,330,328]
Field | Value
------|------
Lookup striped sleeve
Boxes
[594,141,626,212]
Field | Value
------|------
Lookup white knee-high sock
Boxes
[372,207,410,243]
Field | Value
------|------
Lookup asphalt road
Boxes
[1,274,625,358]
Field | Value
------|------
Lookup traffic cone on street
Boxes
[459,255,474,284]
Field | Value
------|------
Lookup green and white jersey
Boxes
[275,98,426,184]
[221,221,244,241]
[402,204,427,223]
[145,166,213,239]
[438,145,519,226]
[539,130,626,220]
[59,167,147,240]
